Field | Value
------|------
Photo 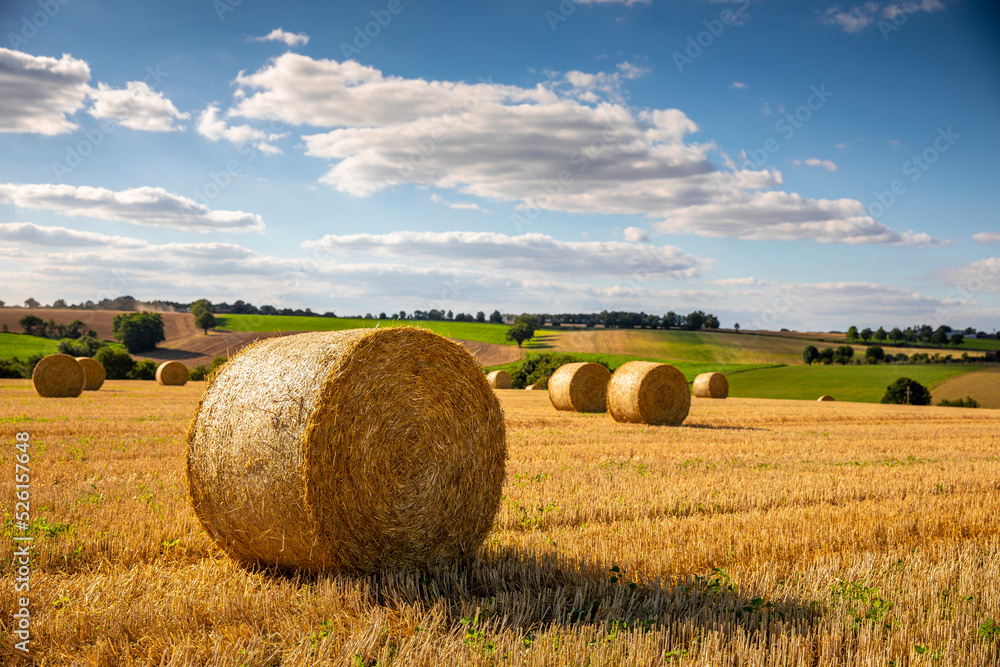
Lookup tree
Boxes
[378,312,387,320]
[24,297,40,308]
[95,347,136,380]
[949,333,965,346]
[475,311,486,323]
[889,327,903,342]
[190,299,214,319]
[684,310,706,331]
[881,377,931,406]
[865,345,885,363]
[52,299,67,309]
[817,347,835,364]
[860,327,873,342]
[734,323,740,333]
[834,345,855,365]
[846,325,859,341]
[489,310,503,324]
[195,310,216,334]
[112,312,165,353]
[663,311,680,329]
[704,313,720,329]
[19,315,44,336]
[803,345,819,365]
[931,327,949,345]
[874,326,887,341]
[506,314,539,348]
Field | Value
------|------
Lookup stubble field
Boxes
[1,380,999,665]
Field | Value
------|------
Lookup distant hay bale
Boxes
[32,354,84,398]
[486,369,511,389]
[607,361,690,426]
[548,362,610,413]
[818,395,836,402]
[693,372,729,399]
[525,384,543,390]
[156,361,189,386]
[186,328,507,574]
[75,357,106,391]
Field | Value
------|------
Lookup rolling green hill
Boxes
[728,364,985,403]
[0,332,60,359]
[215,314,513,345]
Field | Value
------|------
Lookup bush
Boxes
[94,347,136,380]
[881,377,931,406]
[938,396,980,408]
[509,354,608,389]
[57,332,107,357]
[189,365,208,381]
[129,359,158,381]
[0,358,28,378]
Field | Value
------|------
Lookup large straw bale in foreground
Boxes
[156,360,189,386]
[75,357,106,391]
[818,395,836,402]
[187,328,507,574]
[548,362,610,413]
[32,354,85,398]
[693,372,729,399]
[607,361,690,426]
[486,369,511,389]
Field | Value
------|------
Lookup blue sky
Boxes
[1,0,997,330]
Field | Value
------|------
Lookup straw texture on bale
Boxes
[486,369,511,389]
[156,360,189,386]
[32,354,85,398]
[607,361,691,426]
[818,395,836,402]
[548,362,610,413]
[75,357,106,391]
[693,372,729,399]
[187,327,507,574]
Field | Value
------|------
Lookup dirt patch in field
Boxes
[0,308,199,343]
[453,339,522,367]
[931,366,1000,408]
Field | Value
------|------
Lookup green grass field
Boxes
[0,332,60,359]
[540,328,832,365]
[728,364,986,403]
[486,351,781,383]
[215,314,513,345]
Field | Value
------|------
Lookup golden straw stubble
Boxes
[76,357,106,391]
[32,354,85,398]
[607,361,691,425]
[486,369,511,389]
[186,327,507,574]
[548,362,611,413]
[693,372,729,399]
[156,361,189,386]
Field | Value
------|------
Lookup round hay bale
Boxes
[156,361,189,386]
[524,384,543,390]
[75,357,106,391]
[486,369,511,389]
[817,395,836,402]
[607,361,690,426]
[186,328,507,574]
[32,354,85,398]
[693,372,729,399]
[548,362,610,413]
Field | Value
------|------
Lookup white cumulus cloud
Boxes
[0,48,91,135]
[0,183,265,233]
[88,81,189,132]
[791,157,838,172]
[251,28,309,47]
